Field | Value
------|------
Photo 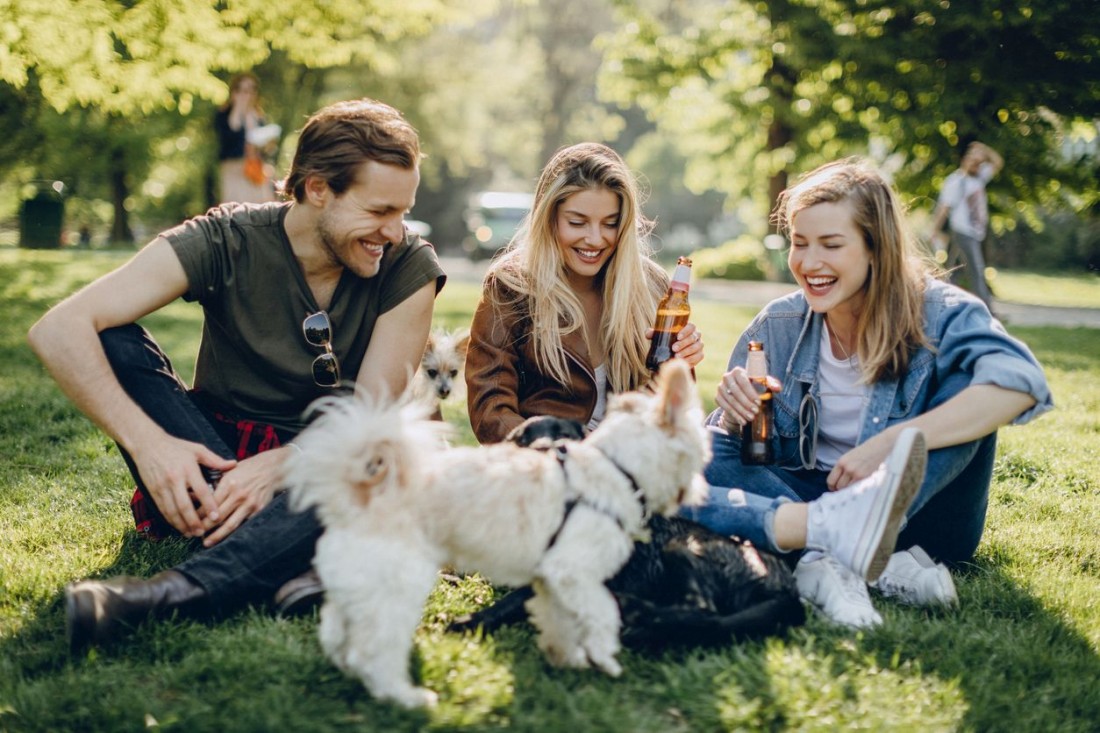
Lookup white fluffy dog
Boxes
[285,360,709,708]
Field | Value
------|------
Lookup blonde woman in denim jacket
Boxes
[683,159,1052,627]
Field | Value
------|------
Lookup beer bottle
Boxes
[645,256,692,372]
[740,340,775,465]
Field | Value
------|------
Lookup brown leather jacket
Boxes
[465,276,598,443]
[465,269,668,444]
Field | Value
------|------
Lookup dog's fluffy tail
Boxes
[284,389,451,515]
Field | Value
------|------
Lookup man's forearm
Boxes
[28,309,164,455]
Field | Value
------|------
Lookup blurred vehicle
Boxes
[462,191,533,260]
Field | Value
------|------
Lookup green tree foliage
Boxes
[344,0,648,253]
[0,0,474,242]
[1,0,261,115]
[0,0,467,114]
[376,0,724,255]
[814,0,1100,218]
[601,0,1100,232]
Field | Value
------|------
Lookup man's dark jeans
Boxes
[100,323,321,614]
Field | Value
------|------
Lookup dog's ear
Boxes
[656,360,695,430]
[353,444,399,506]
[453,329,471,360]
[423,331,437,358]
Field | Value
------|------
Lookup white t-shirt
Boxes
[814,327,869,470]
[587,363,609,432]
[938,162,995,239]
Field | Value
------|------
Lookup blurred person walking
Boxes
[929,141,1003,312]
[215,72,279,203]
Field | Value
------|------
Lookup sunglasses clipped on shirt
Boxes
[798,392,818,470]
[302,310,342,388]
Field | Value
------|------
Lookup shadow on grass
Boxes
[2,253,1096,731]
[1,533,194,674]
[484,557,1100,732]
[0,522,438,732]
[862,559,1100,733]
[3,540,1099,732]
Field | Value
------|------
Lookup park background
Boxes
[2,1,1099,731]
[2,0,1098,275]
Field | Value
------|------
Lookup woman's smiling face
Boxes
[787,199,873,319]
[554,187,620,285]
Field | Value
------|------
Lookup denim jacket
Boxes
[706,278,1053,469]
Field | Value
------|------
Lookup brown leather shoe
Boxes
[274,569,324,618]
[65,570,207,655]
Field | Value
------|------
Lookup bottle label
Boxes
[671,264,691,289]
[746,350,767,379]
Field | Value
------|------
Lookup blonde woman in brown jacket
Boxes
[465,143,705,444]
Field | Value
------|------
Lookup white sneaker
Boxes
[805,427,926,583]
[795,551,882,629]
[873,546,958,607]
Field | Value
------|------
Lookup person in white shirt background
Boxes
[929,141,1004,312]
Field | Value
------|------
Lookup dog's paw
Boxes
[591,654,622,678]
[384,686,439,709]
[541,642,589,670]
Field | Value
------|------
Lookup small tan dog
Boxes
[285,360,709,708]
[411,327,470,420]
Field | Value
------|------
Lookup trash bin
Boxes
[19,181,65,249]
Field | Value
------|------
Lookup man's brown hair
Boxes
[282,98,420,202]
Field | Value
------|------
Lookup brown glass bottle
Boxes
[645,257,692,371]
[740,340,775,465]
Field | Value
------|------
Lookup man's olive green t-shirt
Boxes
[162,202,445,432]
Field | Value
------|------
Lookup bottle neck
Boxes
[670,264,691,290]
[746,350,767,379]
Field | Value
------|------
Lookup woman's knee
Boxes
[902,433,997,565]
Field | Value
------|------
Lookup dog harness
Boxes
[543,444,647,552]
[593,446,649,517]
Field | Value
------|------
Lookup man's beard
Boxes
[316,211,382,278]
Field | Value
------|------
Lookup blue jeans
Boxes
[100,324,321,614]
[681,427,996,567]
[948,230,994,309]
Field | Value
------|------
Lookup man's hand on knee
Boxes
[135,435,236,538]
[200,447,286,547]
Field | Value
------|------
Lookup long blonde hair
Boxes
[774,159,932,382]
[487,143,663,392]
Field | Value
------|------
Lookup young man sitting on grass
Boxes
[28,98,445,652]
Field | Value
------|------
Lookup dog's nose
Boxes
[438,386,451,398]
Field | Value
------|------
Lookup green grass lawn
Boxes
[989,270,1100,309]
[1,248,1098,732]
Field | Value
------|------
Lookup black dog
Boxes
[503,413,587,448]
[451,416,805,649]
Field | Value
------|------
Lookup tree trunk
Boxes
[108,147,134,244]
[764,42,795,231]
[766,117,791,233]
